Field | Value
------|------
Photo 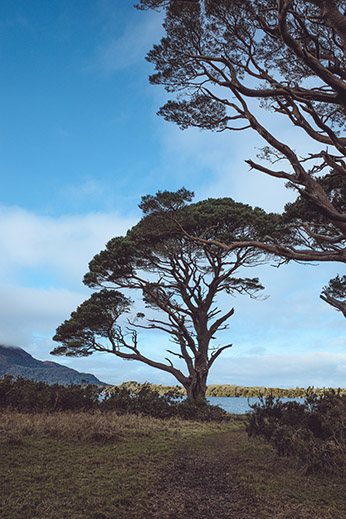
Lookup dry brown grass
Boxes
[0,409,230,443]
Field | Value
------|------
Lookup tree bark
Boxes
[184,367,208,401]
[185,350,209,402]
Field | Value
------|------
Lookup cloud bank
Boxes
[0,205,135,285]
[0,205,135,353]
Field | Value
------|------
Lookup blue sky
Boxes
[1,0,345,388]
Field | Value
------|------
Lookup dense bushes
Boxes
[0,375,100,412]
[0,376,228,422]
[101,384,228,421]
[246,390,346,474]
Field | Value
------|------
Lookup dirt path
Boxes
[142,430,264,519]
[127,428,342,519]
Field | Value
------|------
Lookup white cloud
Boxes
[224,261,345,353]
[209,352,346,388]
[0,284,86,351]
[0,204,136,357]
[0,205,136,285]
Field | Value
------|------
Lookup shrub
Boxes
[174,398,229,422]
[0,375,100,412]
[0,377,229,422]
[246,390,346,474]
[101,383,229,422]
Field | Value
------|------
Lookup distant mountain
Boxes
[0,345,107,386]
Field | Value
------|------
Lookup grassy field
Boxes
[0,411,345,519]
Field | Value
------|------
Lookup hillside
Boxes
[0,345,106,386]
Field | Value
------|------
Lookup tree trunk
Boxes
[185,370,208,401]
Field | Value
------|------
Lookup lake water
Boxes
[207,396,305,414]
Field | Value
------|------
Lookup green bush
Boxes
[0,375,100,412]
[100,384,174,418]
[101,383,229,422]
[0,377,228,422]
[246,390,346,474]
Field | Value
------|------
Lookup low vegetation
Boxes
[0,410,232,519]
[1,376,345,517]
[247,389,346,475]
[0,376,228,421]
[0,408,228,446]
[0,375,100,412]
[1,409,345,518]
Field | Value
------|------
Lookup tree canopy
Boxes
[52,193,278,400]
[136,0,346,315]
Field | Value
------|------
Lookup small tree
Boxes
[52,191,278,400]
[136,0,346,314]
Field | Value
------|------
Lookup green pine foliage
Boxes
[52,193,274,401]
